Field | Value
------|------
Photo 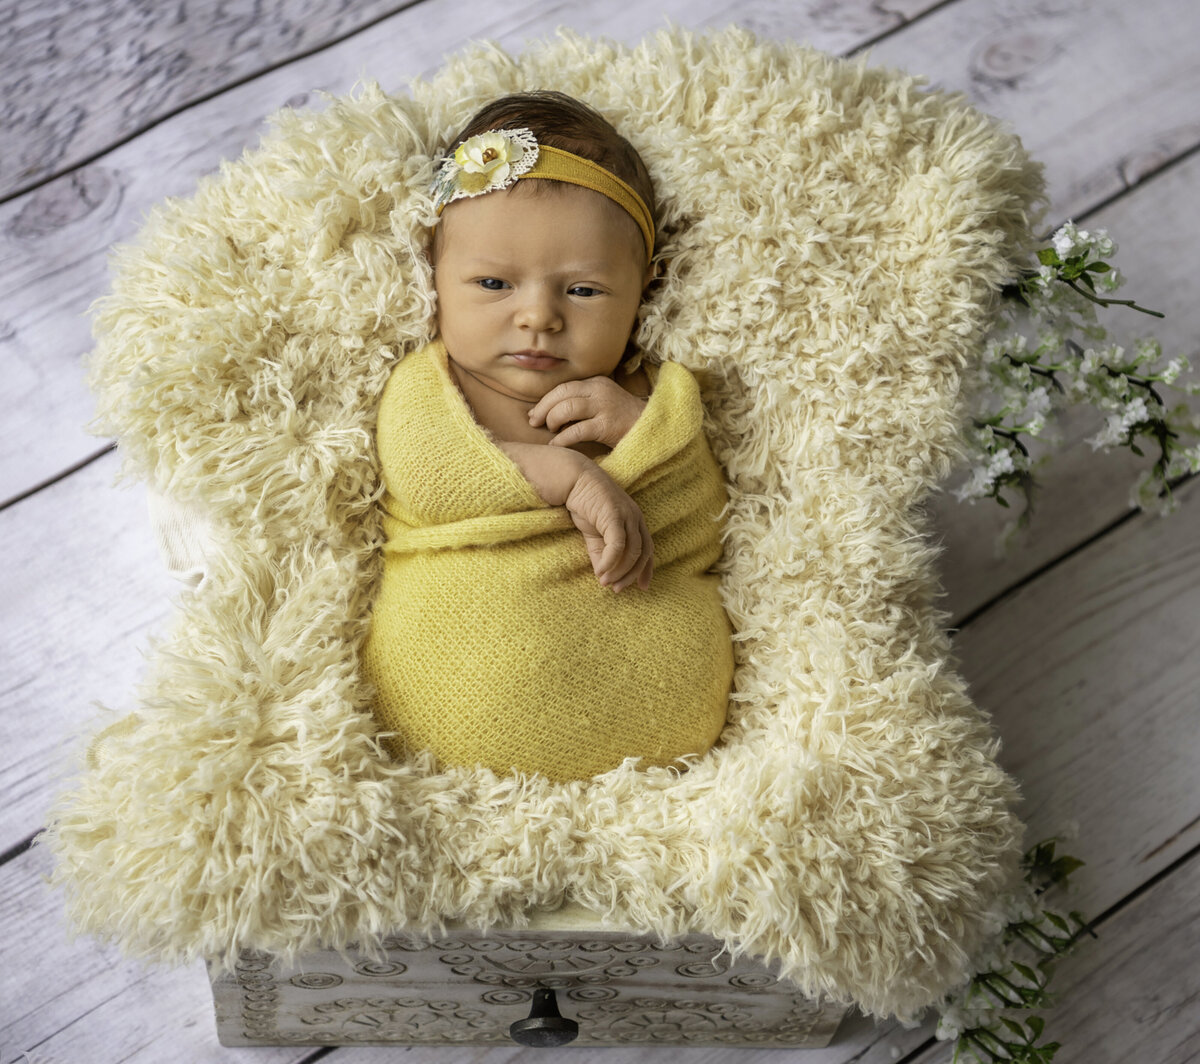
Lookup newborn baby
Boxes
[362,91,732,781]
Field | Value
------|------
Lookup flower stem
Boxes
[1062,278,1164,317]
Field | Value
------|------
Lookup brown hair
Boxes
[446,91,657,247]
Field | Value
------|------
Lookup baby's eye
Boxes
[476,278,508,291]
[568,285,602,298]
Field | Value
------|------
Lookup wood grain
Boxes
[955,476,1200,915]
[0,0,406,199]
[867,0,1200,220]
[0,0,939,200]
[904,849,1200,1064]
[0,843,313,1064]
[0,452,174,853]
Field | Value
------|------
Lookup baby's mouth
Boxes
[508,350,565,370]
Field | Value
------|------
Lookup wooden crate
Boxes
[209,905,848,1048]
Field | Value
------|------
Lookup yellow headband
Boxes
[432,128,655,262]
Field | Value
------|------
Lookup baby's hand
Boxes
[529,376,647,450]
[565,464,654,592]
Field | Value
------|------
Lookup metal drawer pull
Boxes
[508,988,580,1047]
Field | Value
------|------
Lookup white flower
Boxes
[954,464,994,502]
[1089,414,1126,450]
[1035,325,1065,352]
[432,127,539,209]
[1133,337,1162,365]
[1019,386,1053,435]
[1052,223,1081,259]
[1121,395,1151,429]
[988,448,1016,477]
[455,130,525,180]
[935,1002,993,1042]
[1087,394,1156,451]
[1050,221,1115,262]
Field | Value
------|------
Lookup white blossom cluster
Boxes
[932,832,1086,1061]
[934,885,1040,1044]
[957,222,1200,521]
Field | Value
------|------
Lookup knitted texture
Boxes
[364,340,731,782]
[43,27,1046,1021]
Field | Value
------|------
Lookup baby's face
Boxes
[433,183,650,402]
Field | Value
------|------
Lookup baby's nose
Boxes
[514,290,563,331]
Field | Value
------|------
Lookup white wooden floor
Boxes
[2,1,1198,1062]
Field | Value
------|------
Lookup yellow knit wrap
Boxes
[362,340,732,781]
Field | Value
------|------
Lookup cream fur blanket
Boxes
[45,27,1045,1021]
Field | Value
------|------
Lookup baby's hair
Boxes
[446,90,658,240]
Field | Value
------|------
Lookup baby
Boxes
[362,92,733,781]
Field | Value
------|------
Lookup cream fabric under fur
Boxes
[44,28,1045,1021]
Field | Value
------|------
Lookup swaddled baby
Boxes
[362,92,732,781]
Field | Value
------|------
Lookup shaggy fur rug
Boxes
[45,27,1045,1021]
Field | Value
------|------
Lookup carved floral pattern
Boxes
[213,935,843,1047]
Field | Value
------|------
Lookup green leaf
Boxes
[1080,272,1097,292]
[1085,262,1112,273]
[1013,962,1041,985]
[1051,856,1085,881]
[1037,248,1062,267]
[1028,1016,1045,1039]
[1001,1016,1027,1037]
[1045,912,1070,932]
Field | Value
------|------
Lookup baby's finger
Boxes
[596,521,634,583]
[548,419,602,449]
[602,513,648,587]
[544,396,598,434]
[612,548,654,593]
[528,382,588,427]
[621,520,654,591]
[580,531,608,577]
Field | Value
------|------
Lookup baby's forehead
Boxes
[435,182,646,267]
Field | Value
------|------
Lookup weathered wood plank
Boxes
[0,0,403,199]
[904,849,1200,1064]
[955,475,1200,908]
[1,0,930,202]
[933,149,1200,624]
[0,842,312,1064]
[867,0,1200,220]
[0,453,174,853]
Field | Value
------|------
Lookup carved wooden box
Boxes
[209,906,848,1048]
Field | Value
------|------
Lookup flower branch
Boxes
[935,838,1091,1064]
[957,222,1200,529]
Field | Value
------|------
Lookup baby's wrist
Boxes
[497,439,592,507]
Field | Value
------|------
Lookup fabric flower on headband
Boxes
[432,127,539,211]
